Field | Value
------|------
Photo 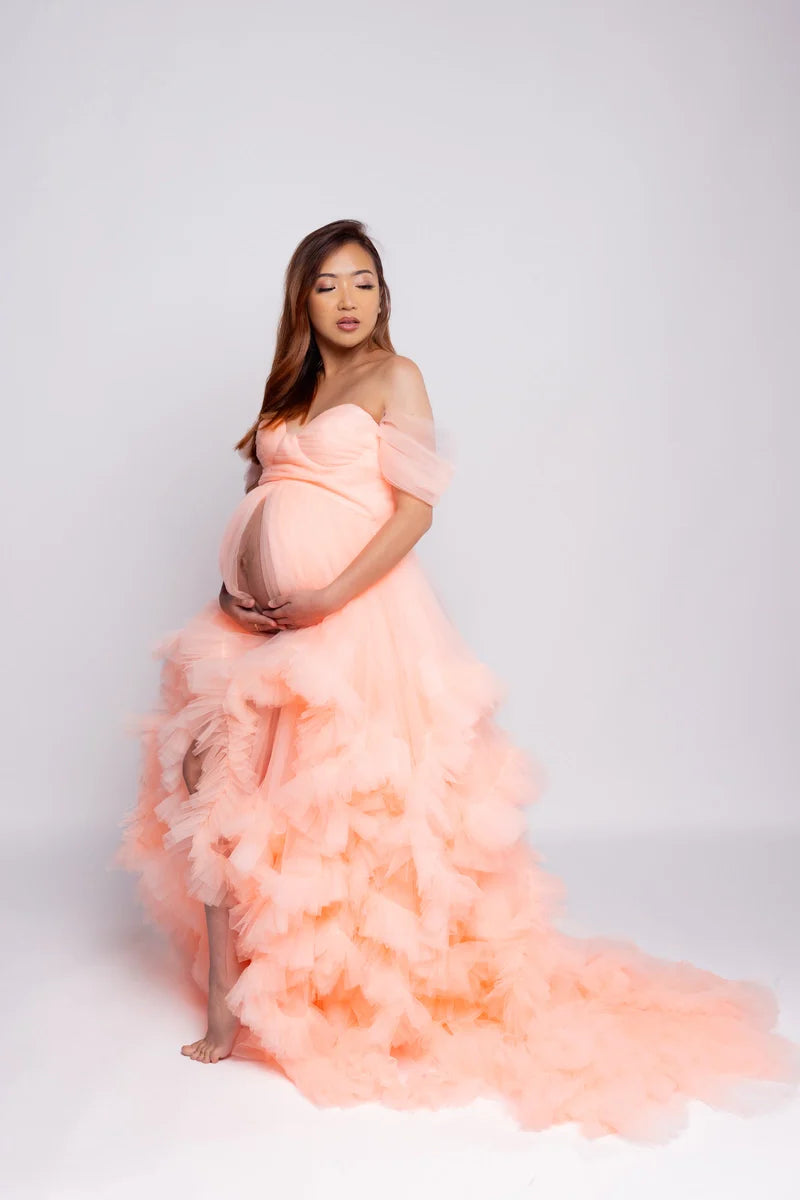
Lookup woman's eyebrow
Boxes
[315,268,376,280]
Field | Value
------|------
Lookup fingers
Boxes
[248,610,279,627]
[267,614,295,632]
[262,595,293,630]
[263,594,291,610]
[231,598,279,634]
[237,594,298,633]
[251,619,281,634]
[265,620,291,631]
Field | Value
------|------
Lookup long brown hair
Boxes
[235,219,396,462]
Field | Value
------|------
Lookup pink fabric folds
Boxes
[117,396,800,1142]
[376,409,454,506]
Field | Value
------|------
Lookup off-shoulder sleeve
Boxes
[376,408,455,505]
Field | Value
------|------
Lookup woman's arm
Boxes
[244,458,262,494]
[325,487,431,611]
[264,358,442,629]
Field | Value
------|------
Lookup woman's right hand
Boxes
[219,584,281,635]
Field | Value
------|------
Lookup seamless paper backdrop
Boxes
[1,0,797,840]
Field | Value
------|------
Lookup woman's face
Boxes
[307,241,381,349]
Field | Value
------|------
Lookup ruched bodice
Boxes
[256,401,454,505]
[255,403,397,514]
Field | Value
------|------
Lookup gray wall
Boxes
[2,0,797,837]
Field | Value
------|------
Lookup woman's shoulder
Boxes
[375,354,433,420]
[376,352,425,386]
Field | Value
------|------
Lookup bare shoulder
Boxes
[377,354,433,419]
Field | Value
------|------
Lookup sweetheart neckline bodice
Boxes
[234,398,452,523]
[260,401,382,443]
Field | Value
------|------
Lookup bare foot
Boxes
[181,977,241,1064]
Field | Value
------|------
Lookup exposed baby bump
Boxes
[234,493,273,607]
[231,480,379,608]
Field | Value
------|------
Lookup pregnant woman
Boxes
[117,218,798,1142]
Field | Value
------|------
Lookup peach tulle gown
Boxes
[116,401,799,1142]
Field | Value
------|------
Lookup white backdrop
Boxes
[3,5,800,1198]
[2,0,798,843]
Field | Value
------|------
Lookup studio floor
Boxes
[4,827,798,1200]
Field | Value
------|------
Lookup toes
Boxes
[180,1035,231,1063]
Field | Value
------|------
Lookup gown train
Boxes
[116,401,799,1142]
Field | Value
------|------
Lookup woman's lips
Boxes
[337,319,360,330]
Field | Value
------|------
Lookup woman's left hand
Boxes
[263,586,337,630]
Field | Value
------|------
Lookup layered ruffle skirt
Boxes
[116,543,799,1143]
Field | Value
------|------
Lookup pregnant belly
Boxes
[220,479,381,610]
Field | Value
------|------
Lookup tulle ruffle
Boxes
[116,558,800,1143]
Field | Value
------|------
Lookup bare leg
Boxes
[180,899,242,1063]
[179,741,242,1063]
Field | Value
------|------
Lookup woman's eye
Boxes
[315,283,375,293]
